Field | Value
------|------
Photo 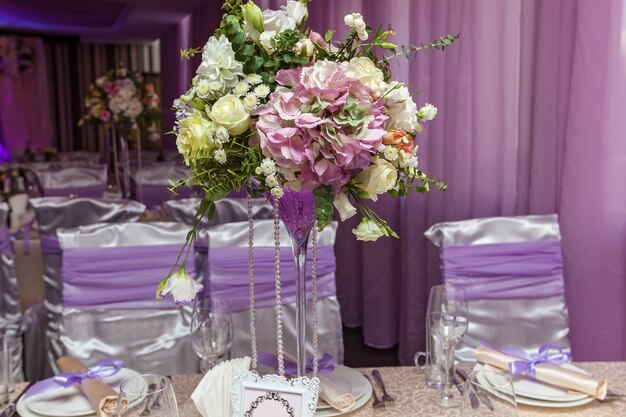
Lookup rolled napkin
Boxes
[191,357,251,417]
[56,357,121,417]
[475,344,608,399]
[318,374,355,412]
[262,352,355,412]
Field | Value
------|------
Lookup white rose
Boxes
[125,99,143,119]
[108,95,125,115]
[263,10,297,33]
[176,112,215,163]
[211,94,251,136]
[419,103,438,121]
[283,0,308,25]
[259,30,277,52]
[353,219,385,242]
[345,57,384,87]
[333,192,357,221]
[353,157,398,201]
[294,38,315,57]
[95,76,107,87]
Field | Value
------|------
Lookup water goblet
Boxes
[115,374,179,417]
[429,311,469,408]
[191,297,234,372]
[461,368,518,417]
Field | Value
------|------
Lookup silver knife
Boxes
[1,382,34,417]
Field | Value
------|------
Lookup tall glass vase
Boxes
[270,190,317,377]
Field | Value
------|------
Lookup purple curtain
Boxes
[172,0,626,364]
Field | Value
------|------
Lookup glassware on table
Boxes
[461,368,518,417]
[429,310,469,408]
[191,297,234,373]
[415,284,468,388]
[115,374,179,417]
[0,329,8,404]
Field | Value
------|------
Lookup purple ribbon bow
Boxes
[24,359,125,399]
[258,352,336,375]
[493,344,571,378]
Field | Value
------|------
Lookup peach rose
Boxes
[383,130,415,154]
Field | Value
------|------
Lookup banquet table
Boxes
[5,362,626,416]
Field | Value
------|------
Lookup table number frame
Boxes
[231,371,320,417]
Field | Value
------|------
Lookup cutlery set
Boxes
[363,370,395,409]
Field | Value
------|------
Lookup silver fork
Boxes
[372,369,395,403]
[363,374,385,408]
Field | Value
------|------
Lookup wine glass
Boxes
[191,297,234,372]
[115,374,179,417]
[461,368,518,417]
[429,310,469,408]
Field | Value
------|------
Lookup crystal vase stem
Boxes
[291,232,310,377]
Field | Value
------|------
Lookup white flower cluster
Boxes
[345,57,387,98]
[196,35,243,96]
[243,0,308,53]
[108,80,144,120]
[344,13,368,41]
[384,81,422,133]
[254,157,283,198]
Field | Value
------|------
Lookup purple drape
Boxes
[173,0,626,364]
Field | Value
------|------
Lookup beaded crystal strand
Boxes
[247,194,258,372]
[311,225,319,377]
[273,197,285,376]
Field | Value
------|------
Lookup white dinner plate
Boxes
[507,363,590,402]
[315,366,372,417]
[20,367,145,417]
[474,364,594,409]
[316,365,368,410]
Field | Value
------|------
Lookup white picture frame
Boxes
[231,371,320,417]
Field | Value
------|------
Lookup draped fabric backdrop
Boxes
[175,0,626,364]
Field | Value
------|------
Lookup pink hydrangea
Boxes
[253,60,387,193]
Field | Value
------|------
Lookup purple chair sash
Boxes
[0,228,14,255]
[137,184,194,209]
[441,240,564,300]
[43,185,106,198]
[40,234,62,255]
[61,244,195,309]
[207,246,336,312]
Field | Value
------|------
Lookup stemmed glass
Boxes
[190,297,234,373]
[461,368,518,417]
[428,285,468,408]
[115,374,179,417]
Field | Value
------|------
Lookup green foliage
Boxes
[313,187,334,231]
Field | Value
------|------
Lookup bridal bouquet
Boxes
[79,67,161,133]
[171,0,457,242]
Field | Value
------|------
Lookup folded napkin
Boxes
[56,357,120,417]
[475,344,608,399]
[191,357,251,417]
[318,374,355,412]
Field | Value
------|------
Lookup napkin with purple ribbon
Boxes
[475,344,608,399]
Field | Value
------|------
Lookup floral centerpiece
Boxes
[79,67,161,135]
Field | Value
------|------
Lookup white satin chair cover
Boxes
[60,151,102,165]
[199,220,345,364]
[425,214,571,362]
[0,203,24,381]
[131,164,193,207]
[164,198,274,229]
[55,222,199,375]
[37,165,107,197]
[24,198,145,380]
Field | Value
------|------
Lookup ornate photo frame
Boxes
[231,371,320,417]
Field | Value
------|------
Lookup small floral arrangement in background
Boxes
[79,67,161,134]
[170,0,458,245]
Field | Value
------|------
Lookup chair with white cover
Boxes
[424,214,571,362]
[131,164,193,208]
[38,165,108,198]
[0,203,24,381]
[24,197,145,380]
[199,220,344,364]
[55,222,199,375]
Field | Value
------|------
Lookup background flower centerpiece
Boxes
[79,67,161,136]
